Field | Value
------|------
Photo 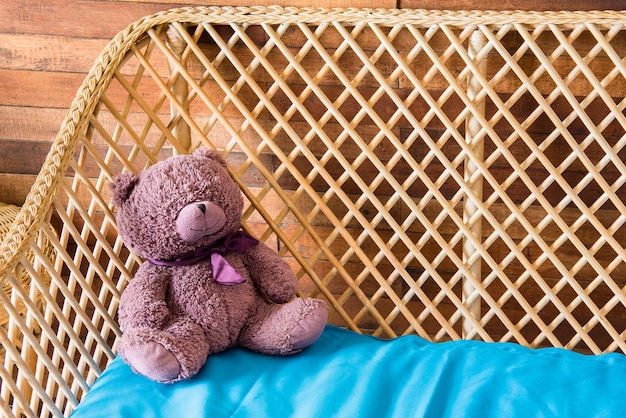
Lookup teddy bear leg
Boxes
[120,317,211,383]
[239,297,328,355]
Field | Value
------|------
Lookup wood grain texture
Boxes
[0,33,106,73]
[399,0,626,11]
[0,0,188,38]
[0,173,37,205]
[0,0,397,203]
[117,0,396,7]
[1,0,624,210]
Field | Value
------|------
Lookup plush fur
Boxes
[111,148,328,383]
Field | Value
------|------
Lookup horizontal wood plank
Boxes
[0,173,37,205]
[0,33,107,73]
[399,0,626,11]
[114,0,396,8]
[0,0,188,38]
[0,69,80,108]
[0,139,50,175]
[0,105,65,142]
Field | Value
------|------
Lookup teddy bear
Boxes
[110,148,328,383]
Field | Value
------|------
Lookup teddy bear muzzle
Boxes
[176,201,227,243]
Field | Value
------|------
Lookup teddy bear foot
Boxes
[240,297,328,355]
[123,341,181,383]
[288,298,328,352]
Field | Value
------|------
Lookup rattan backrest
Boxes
[1,6,626,417]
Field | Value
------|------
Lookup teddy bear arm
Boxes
[118,264,170,330]
[244,242,298,304]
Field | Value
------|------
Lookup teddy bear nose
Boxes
[176,201,227,243]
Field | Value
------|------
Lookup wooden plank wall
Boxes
[0,0,622,205]
[0,0,382,205]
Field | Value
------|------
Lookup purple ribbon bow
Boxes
[147,231,259,285]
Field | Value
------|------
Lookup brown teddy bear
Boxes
[110,148,328,383]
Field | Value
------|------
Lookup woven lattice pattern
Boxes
[1,7,626,417]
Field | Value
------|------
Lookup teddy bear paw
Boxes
[288,298,328,351]
[123,340,181,383]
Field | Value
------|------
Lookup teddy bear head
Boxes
[110,148,244,261]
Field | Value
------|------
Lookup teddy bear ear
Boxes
[192,147,227,169]
[110,172,139,206]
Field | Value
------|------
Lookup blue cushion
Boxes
[72,325,626,417]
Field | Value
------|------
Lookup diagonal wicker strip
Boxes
[1,6,626,417]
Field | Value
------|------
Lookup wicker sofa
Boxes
[1,6,626,417]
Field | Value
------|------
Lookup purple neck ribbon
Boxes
[147,230,259,285]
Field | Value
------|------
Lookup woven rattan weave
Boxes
[1,6,626,417]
